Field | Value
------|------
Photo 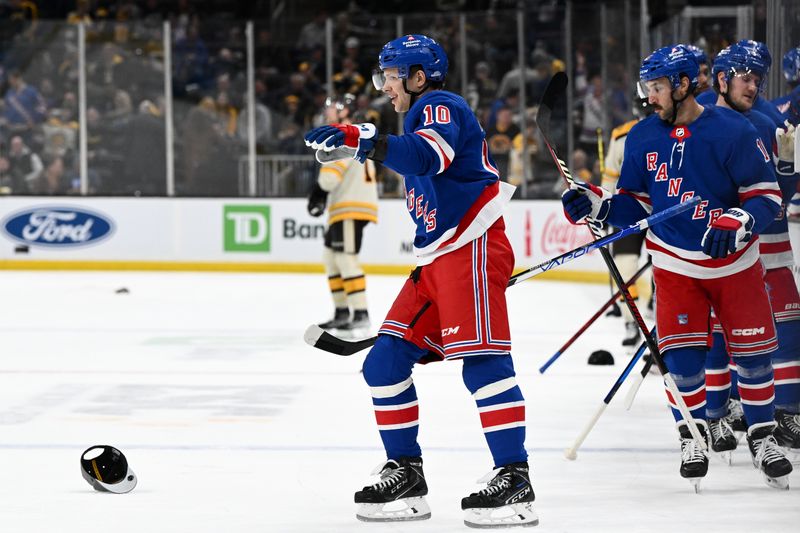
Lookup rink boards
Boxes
[0,197,612,282]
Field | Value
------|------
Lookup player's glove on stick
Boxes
[561,180,611,230]
[701,207,754,259]
[304,123,378,163]
[776,121,796,175]
[307,182,327,217]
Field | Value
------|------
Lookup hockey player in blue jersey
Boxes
[704,43,800,461]
[773,46,800,126]
[685,44,711,97]
[562,44,793,490]
[697,40,786,127]
[304,35,536,527]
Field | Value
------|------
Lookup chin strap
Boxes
[667,89,693,125]
[402,79,431,108]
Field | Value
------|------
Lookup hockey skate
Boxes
[461,462,538,529]
[678,422,709,493]
[724,398,748,442]
[774,409,800,462]
[337,309,371,339]
[621,321,641,347]
[746,424,793,490]
[354,456,431,522]
[318,308,350,330]
[708,417,737,466]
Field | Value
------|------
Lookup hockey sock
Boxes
[335,252,368,312]
[734,353,775,426]
[705,332,732,419]
[663,347,706,423]
[462,355,527,467]
[729,358,741,400]
[773,320,800,413]
[323,248,347,309]
[362,335,428,459]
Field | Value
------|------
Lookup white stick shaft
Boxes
[566,402,608,459]
[623,371,646,411]
[663,372,708,450]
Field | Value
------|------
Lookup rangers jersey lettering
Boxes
[609,105,781,279]
[382,91,515,265]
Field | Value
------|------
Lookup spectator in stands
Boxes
[296,12,327,52]
[332,57,365,96]
[256,28,290,73]
[7,135,42,193]
[215,91,238,138]
[173,23,210,95]
[342,36,367,78]
[0,155,11,194]
[2,69,47,141]
[571,148,593,183]
[509,120,539,188]
[496,56,538,100]
[578,72,604,161]
[466,61,498,114]
[67,0,92,25]
[237,93,275,154]
[41,106,78,160]
[124,100,166,195]
[485,106,520,181]
[29,155,71,195]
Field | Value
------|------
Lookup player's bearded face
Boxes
[727,71,760,111]
[643,79,674,121]
[381,68,412,113]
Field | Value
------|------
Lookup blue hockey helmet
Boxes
[712,43,769,94]
[736,39,772,70]
[373,34,448,90]
[638,44,699,96]
[783,46,800,83]
[685,44,708,65]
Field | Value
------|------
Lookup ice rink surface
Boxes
[0,270,797,533]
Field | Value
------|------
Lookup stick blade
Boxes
[541,71,569,111]
[536,72,569,141]
[303,324,376,356]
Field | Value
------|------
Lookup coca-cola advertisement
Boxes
[508,201,605,276]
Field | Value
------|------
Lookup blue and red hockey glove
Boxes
[561,181,611,230]
[304,123,378,163]
[701,207,754,259]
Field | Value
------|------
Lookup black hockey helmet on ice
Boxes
[80,445,137,494]
[588,350,615,365]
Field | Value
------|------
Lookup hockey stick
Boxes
[596,127,621,317]
[564,329,653,460]
[537,72,708,451]
[538,258,651,374]
[623,349,654,411]
[304,198,697,356]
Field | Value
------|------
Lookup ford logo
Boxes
[2,206,114,247]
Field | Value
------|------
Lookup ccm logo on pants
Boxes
[731,328,766,336]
